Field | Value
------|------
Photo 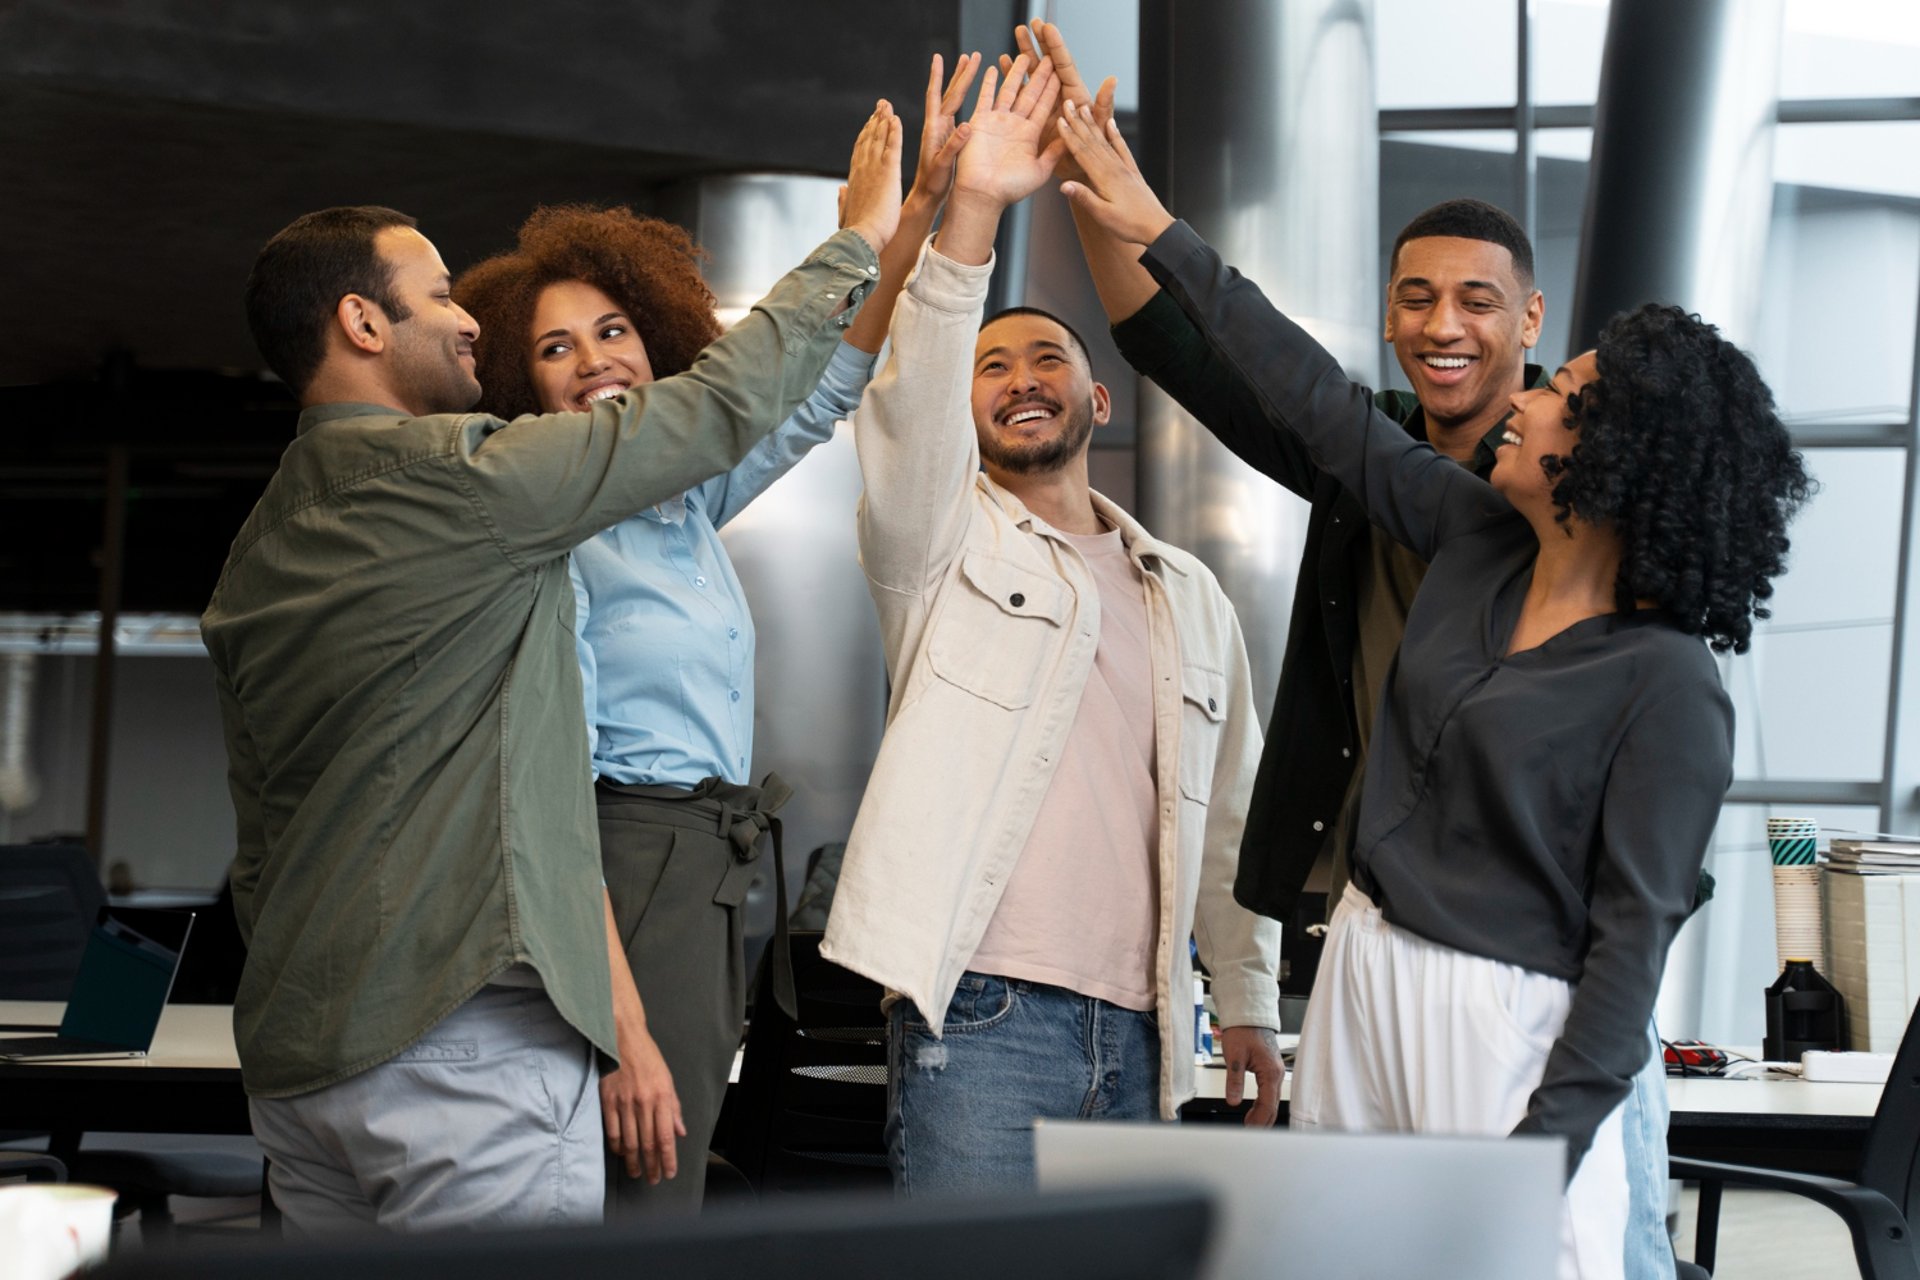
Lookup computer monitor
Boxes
[93,1186,1214,1280]
[1036,1120,1564,1280]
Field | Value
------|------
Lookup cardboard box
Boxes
[1824,868,1920,1052]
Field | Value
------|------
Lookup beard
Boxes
[392,323,482,416]
[978,396,1095,475]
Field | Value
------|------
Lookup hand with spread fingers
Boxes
[911,51,982,206]
[841,99,906,255]
[843,51,984,355]
[1006,20,1115,184]
[949,53,1065,214]
[1054,101,1176,248]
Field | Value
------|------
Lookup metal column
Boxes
[1136,0,1379,724]
[1570,0,1784,352]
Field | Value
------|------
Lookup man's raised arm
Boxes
[855,55,1063,597]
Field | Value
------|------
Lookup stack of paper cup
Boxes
[1767,815,1824,973]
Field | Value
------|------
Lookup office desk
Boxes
[1664,1073,1876,1176]
[1185,1061,1875,1175]
[0,1001,248,1141]
[3,998,1877,1178]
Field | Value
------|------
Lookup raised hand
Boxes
[842,100,905,255]
[911,52,981,205]
[950,54,1064,213]
[1056,101,1176,248]
[1009,20,1115,184]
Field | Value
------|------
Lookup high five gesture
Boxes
[937,54,1063,265]
[1054,101,1176,250]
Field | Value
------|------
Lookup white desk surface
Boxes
[1,999,1880,1121]
[1191,1058,1879,1118]
[0,999,238,1071]
[1664,1074,1878,1119]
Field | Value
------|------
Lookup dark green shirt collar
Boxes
[295,401,412,434]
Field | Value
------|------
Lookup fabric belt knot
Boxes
[723,773,796,1020]
[593,771,799,1021]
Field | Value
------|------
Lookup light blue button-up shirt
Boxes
[571,340,876,787]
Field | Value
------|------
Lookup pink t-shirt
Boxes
[967,524,1160,1010]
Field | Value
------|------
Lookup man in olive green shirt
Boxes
[205,109,900,1233]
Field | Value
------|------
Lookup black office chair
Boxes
[0,842,105,999]
[0,1151,68,1183]
[718,930,891,1195]
[0,845,264,1242]
[1672,998,1920,1280]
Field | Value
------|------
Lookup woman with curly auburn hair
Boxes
[1053,104,1811,1278]
[452,54,978,1215]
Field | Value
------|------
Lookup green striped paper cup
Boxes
[1766,816,1819,866]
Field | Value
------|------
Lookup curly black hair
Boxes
[454,205,722,420]
[1542,304,1814,654]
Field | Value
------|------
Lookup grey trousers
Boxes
[248,985,603,1234]
[595,774,790,1215]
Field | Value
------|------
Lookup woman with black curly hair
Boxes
[453,57,977,1216]
[1054,104,1810,1277]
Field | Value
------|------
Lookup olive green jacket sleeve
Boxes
[458,230,881,566]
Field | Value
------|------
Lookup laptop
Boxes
[1034,1120,1564,1280]
[0,906,195,1060]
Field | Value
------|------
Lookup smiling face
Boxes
[970,312,1111,476]
[527,279,656,413]
[375,226,482,415]
[1491,349,1600,510]
[1385,235,1543,440]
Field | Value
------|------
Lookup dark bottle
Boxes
[1763,959,1846,1061]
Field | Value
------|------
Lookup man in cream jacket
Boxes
[822,55,1282,1196]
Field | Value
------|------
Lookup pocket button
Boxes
[1010,592,1025,607]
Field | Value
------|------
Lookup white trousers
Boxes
[1292,888,1630,1280]
[249,985,604,1235]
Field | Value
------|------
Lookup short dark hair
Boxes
[245,205,418,394]
[1390,198,1535,288]
[981,305,1094,370]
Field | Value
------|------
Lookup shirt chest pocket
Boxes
[927,551,1069,710]
[1178,663,1227,803]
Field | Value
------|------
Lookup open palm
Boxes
[1008,21,1115,186]
[952,55,1063,209]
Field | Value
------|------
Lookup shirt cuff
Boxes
[1139,219,1212,292]
[820,338,879,407]
[907,235,996,315]
[805,228,882,336]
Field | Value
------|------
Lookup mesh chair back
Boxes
[0,843,104,999]
[722,929,890,1194]
[1856,994,1920,1219]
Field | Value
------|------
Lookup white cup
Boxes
[0,1183,119,1279]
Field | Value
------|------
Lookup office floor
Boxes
[1671,1187,1859,1278]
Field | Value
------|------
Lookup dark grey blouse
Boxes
[1142,220,1733,1172]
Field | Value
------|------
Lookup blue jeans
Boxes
[886,972,1160,1197]
[1623,1023,1676,1279]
